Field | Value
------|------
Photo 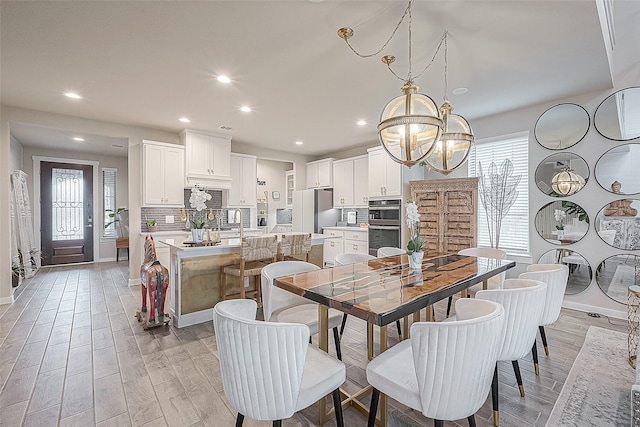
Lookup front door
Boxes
[40,162,94,265]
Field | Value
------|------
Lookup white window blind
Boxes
[103,168,117,238]
[468,132,530,255]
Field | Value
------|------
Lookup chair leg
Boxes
[434,420,444,427]
[512,360,525,397]
[396,320,402,337]
[273,421,282,427]
[339,313,348,339]
[368,388,380,427]
[333,327,342,361]
[235,413,244,427]
[467,414,477,427]
[491,363,499,426]
[332,388,345,427]
[446,296,453,317]
[539,325,549,356]
[532,340,540,375]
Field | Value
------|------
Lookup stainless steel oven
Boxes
[368,199,402,256]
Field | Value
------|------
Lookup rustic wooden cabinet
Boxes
[410,178,478,253]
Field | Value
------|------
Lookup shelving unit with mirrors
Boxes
[257,199,268,230]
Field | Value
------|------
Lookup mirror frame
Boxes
[534,103,590,150]
[535,152,589,197]
[595,254,640,304]
[594,199,640,250]
[538,249,592,295]
[594,143,640,195]
[535,200,590,246]
[594,87,640,141]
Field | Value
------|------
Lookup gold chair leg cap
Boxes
[544,346,550,356]
[519,385,525,397]
[493,410,499,426]
[534,363,540,376]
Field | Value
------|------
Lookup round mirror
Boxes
[595,143,640,195]
[535,200,590,245]
[594,87,640,141]
[535,103,590,150]
[594,199,640,250]
[596,254,640,304]
[535,152,589,196]
[538,249,591,295]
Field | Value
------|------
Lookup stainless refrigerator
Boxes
[292,189,341,233]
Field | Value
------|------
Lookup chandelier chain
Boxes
[343,1,412,60]
[412,30,447,82]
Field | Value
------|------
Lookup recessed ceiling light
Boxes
[240,106,251,113]
[72,137,84,142]
[357,120,367,126]
[64,92,82,99]
[452,87,468,95]
[295,141,303,145]
[179,117,191,123]
[217,75,231,84]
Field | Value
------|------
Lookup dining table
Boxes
[273,251,516,427]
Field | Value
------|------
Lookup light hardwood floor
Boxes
[0,262,628,427]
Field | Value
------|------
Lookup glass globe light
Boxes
[551,167,585,196]
[424,100,474,175]
[377,81,443,167]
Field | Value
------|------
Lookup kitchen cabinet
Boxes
[322,227,369,266]
[285,170,295,206]
[306,158,334,189]
[142,140,184,206]
[410,177,478,253]
[182,129,232,189]
[227,153,257,207]
[333,155,369,208]
[367,146,402,198]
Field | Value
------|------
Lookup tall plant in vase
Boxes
[405,201,424,269]
[188,184,211,242]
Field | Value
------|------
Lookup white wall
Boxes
[19,145,128,261]
[10,135,23,173]
[256,159,292,230]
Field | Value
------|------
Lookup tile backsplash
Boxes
[141,189,250,232]
[342,208,369,224]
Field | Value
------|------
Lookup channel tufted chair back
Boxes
[520,264,568,326]
[377,247,406,257]
[261,261,320,322]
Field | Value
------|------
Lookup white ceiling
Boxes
[2,1,638,157]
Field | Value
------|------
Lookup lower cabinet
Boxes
[323,228,369,266]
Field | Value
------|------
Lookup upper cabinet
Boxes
[306,158,333,189]
[367,146,401,198]
[142,140,184,206]
[285,170,295,206]
[181,129,232,189]
[227,153,257,207]
[333,155,369,208]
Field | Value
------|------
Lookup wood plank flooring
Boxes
[0,262,628,427]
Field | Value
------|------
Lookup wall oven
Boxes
[368,199,402,256]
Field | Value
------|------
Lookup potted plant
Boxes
[105,207,129,237]
[145,218,157,233]
[188,184,211,242]
[11,260,24,287]
[405,200,425,269]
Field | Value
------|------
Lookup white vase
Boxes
[409,251,424,269]
[557,229,565,240]
[191,228,205,242]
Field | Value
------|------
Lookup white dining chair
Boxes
[334,253,403,339]
[213,299,346,427]
[377,246,406,257]
[445,247,507,317]
[519,263,569,374]
[366,298,505,427]
[476,278,547,426]
[261,261,344,360]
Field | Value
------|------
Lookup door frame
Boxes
[33,156,100,267]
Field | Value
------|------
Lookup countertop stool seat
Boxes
[220,235,278,304]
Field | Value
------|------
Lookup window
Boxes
[103,168,117,238]
[468,132,530,255]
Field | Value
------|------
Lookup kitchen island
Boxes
[158,233,331,327]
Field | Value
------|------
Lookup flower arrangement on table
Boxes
[405,200,425,269]
[554,209,566,231]
[187,185,211,241]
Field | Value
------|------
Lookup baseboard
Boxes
[0,294,15,305]
[98,257,116,263]
[562,300,626,320]
[171,308,214,328]
[128,278,141,286]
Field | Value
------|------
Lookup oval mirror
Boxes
[535,152,589,196]
[535,103,590,150]
[596,254,640,304]
[594,199,640,250]
[535,200,590,245]
[538,249,591,295]
[595,143,640,195]
[594,87,640,141]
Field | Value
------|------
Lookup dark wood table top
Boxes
[274,253,516,327]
